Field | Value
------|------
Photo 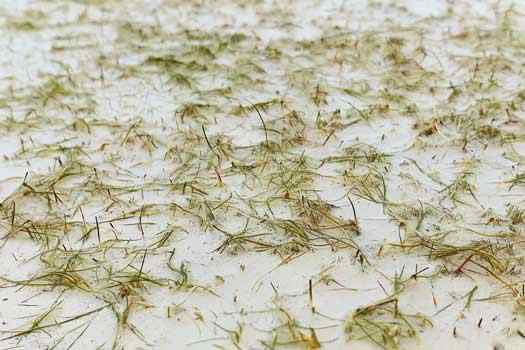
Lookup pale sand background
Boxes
[0,0,525,349]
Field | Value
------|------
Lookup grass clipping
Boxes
[345,298,432,350]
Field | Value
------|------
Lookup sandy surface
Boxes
[1,0,525,349]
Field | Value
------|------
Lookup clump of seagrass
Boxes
[345,298,432,350]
